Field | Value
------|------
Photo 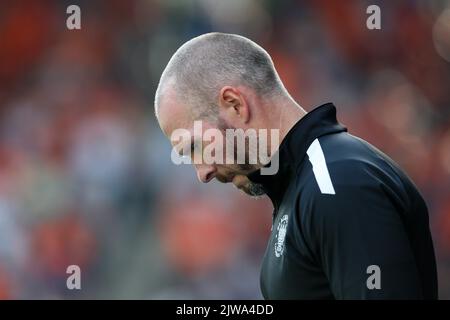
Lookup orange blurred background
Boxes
[0,0,449,299]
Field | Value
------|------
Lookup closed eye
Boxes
[179,140,196,158]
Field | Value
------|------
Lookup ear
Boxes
[218,86,250,124]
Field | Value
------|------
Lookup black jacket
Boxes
[248,103,438,299]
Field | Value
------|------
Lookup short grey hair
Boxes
[154,32,286,121]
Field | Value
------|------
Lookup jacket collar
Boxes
[248,103,347,208]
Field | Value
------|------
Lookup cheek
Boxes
[215,163,234,173]
[213,164,238,179]
[217,165,250,179]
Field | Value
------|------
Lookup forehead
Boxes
[157,87,192,137]
[157,88,220,143]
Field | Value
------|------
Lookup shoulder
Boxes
[296,134,409,224]
[297,132,408,200]
[298,156,380,204]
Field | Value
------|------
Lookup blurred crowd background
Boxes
[0,0,449,299]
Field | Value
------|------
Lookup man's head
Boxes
[154,32,289,196]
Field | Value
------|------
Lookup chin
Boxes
[232,176,266,198]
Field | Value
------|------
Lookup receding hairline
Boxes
[154,32,287,121]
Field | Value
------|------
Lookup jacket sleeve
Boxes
[299,160,424,299]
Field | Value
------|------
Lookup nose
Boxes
[196,164,217,183]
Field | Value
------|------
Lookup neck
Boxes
[268,96,307,155]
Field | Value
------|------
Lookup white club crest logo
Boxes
[274,214,288,258]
